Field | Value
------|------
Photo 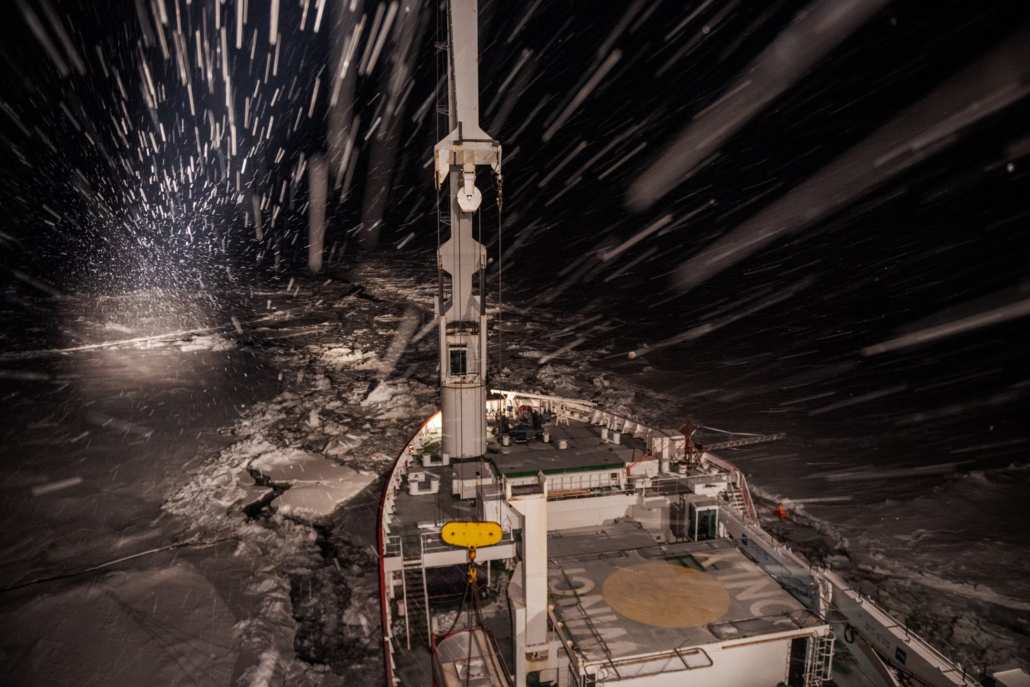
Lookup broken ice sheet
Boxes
[272,475,375,521]
[325,432,366,456]
[237,469,273,509]
[250,448,376,522]
[251,448,354,484]
[360,380,435,419]
[321,345,379,370]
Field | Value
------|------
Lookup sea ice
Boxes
[250,448,376,522]
[177,333,236,351]
[273,475,375,519]
[321,345,378,369]
[252,448,361,485]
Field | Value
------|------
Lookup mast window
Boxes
[449,346,468,376]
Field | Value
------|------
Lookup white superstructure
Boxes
[377,393,984,687]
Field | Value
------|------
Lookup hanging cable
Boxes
[434,0,446,528]
[464,592,475,687]
[441,575,471,637]
[435,0,444,318]
[476,205,486,492]
[496,173,503,375]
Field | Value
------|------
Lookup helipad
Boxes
[548,525,822,662]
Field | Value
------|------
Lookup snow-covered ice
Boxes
[273,477,375,520]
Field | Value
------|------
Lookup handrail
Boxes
[420,528,516,554]
[491,389,596,410]
[728,507,977,686]
[819,568,978,685]
[376,411,442,686]
[733,469,760,525]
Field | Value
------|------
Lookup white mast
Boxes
[435,0,501,459]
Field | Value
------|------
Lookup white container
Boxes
[601,427,609,442]
[441,453,451,466]
[542,432,550,443]
[502,435,510,446]
[558,439,568,450]
[613,431,621,445]
[421,452,432,467]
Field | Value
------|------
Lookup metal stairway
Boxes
[724,486,746,514]
[403,563,430,649]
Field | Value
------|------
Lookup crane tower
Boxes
[434,0,501,459]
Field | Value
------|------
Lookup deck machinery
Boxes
[376,1,988,686]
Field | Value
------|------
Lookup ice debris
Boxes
[249,448,376,521]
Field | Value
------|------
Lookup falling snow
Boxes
[1,0,1030,684]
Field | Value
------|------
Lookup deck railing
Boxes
[420,528,516,556]
[377,411,442,686]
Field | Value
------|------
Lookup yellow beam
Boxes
[442,521,502,550]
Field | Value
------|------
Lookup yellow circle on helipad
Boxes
[602,561,730,628]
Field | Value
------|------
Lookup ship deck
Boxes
[385,404,827,683]
[387,418,647,538]
[489,423,642,477]
[389,459,477,539]
[548,523,822,665]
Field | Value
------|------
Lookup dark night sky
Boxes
[1,0,1029,473]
